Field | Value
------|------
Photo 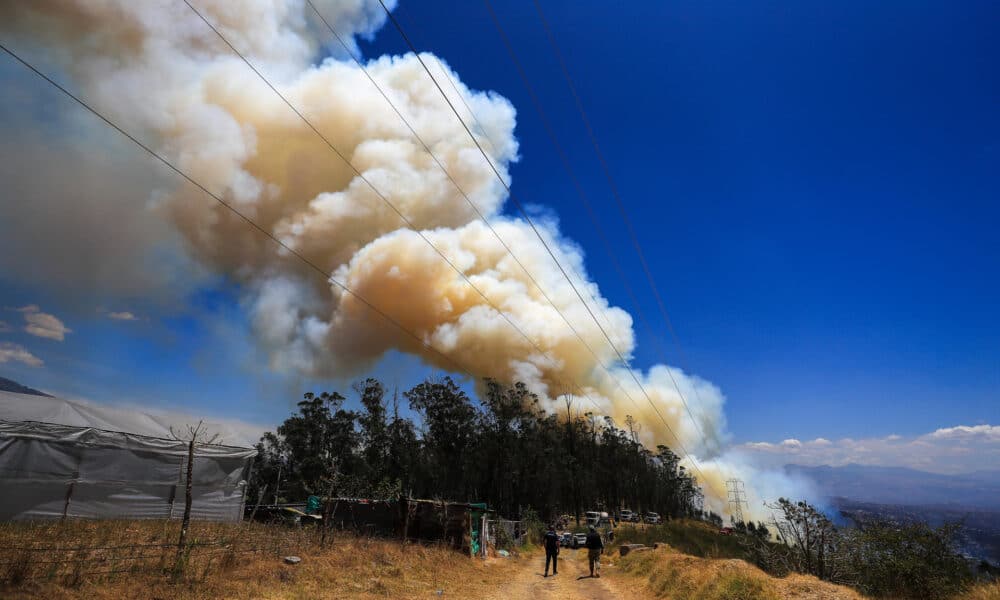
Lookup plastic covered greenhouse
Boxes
[0,390,257,521]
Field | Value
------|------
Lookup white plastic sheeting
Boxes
[0,392,257,521]
[0,390,264,447]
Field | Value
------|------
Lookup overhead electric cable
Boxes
[181,0,617,421]
[488,0,747,499]
[375,0,712,483]
[302,0,651,429]
[0,41,478,385]
[474,0,727,460]
[527,0,732,458]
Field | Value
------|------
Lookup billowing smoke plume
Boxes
[2,0,807,512]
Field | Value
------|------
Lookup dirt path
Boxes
[486,548,629,600]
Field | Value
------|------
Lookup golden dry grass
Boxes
[960,583,1000,600]
[610,544,865,600]
[0,520,525,599]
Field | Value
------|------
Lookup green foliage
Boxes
[520,507,545,546]
[614,520,749,560]
[747,498,974,599]
[841,520,972,599]
[250,376,703,524]
[763,498,839,580]
[713,574,778,600]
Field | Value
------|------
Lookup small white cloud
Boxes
[809,437,832,446]
[781,438,802,449]
[16,305,72,341]
[108,311,138,321]
[0,342,43,367]
[885,434,902,441]
[928,425,1000,441]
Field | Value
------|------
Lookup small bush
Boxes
[841,521,972,599]
[714,573,778,600]
[612,519,749,560]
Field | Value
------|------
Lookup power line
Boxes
[375,0,712,485]
[184,0,686,459]
[364,5,657,431]
[4,4,709,491]
[477,0,728,461]
[0,40,478,386]
[180,0,619,423]
[476,0,742,490]
[188,0,709,486]
[511,0,750,502]
[378,0,711,482]
[299,0,607,418]
[528,0,728,455]
[304,0,682,443]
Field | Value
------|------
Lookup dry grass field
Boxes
[960,583,1000,600]
[610,544,864,600]
[0,519,524,599]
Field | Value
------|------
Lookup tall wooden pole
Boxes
[176,437,195,567]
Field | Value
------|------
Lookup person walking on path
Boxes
[585,526,604,578]
[543,524,560,577]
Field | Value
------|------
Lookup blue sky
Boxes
[1,0,997,454]
[361,0,999,442]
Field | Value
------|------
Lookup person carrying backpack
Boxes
[585,525,604,577]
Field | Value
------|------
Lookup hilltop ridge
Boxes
[0,376,51,397]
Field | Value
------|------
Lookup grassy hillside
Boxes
[607,520,1000,600]
[610,544,863,600]
[611,519,751,560]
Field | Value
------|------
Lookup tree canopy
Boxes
[250,376,703,523]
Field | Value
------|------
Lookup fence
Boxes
[0,519,315,585]
[486,518,526,548]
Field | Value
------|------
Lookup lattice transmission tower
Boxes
[726,479,748,525]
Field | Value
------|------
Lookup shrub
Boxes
[841,521,972,599]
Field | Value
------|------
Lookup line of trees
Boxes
[249,376,704,523]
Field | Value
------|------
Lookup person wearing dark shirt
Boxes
[543,525,560,577]
[585,526,604,577]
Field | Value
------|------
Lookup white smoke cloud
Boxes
[0,99,201,305]
[1,0,753,505]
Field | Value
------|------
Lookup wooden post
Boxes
[61,450,84,522]
[248,485,266,525]
[176,437,195,566]
[168,451,185,519]
[61,468,79,521]
[443,502,449,547]
[401,497,411,548]
[237,463,254,521]
[481,514,488,558]
[320,478,336,548]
